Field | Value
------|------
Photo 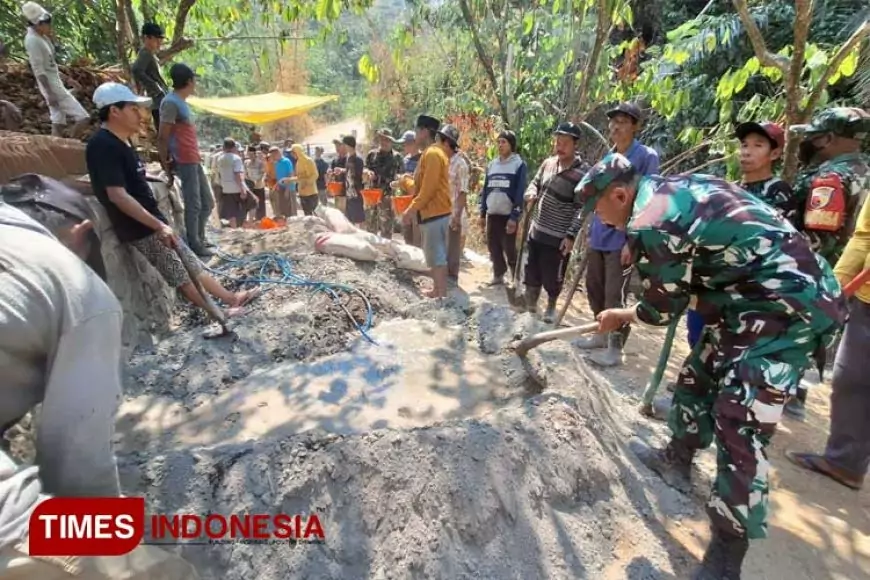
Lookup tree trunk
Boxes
[780,0,813,183]
[114,0,131,78]
[156,0,197,63]
[458,0,511,125]
[576,0,612,116]
[123,0,141,53]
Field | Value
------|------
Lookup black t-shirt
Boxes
[86,128,167,243]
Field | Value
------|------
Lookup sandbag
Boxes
[288,215,330,234]
[315,205,358,234]
[314,232,379,262]
[392,241,429,273]
[353,231,398,258]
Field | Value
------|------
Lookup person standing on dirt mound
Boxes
[781,107,870,421]
[579,153,847,580]
[21,2,91,139]
[576,102,659,367]
[403,114,453,299]
[522,122,588,322]
[288,143,319,216]
[364,128,403,238]
[341,135,367,227]
[329,137,349,214]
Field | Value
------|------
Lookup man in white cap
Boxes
[21,2,90,139]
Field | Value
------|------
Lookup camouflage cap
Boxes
[790,107,870,140]
[574,152,635,213]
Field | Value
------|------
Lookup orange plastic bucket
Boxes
[259,217,278,229]
[361,188,383,207]
[327,182,344,196]
[392,195,413,214]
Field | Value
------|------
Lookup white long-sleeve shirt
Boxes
[0,203,123,501]
[24,28,59,80]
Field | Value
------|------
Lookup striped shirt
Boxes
[525,156,588,247]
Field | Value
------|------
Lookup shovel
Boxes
[173,245,234,339]
[514,321,600,358]
[505,203,535,309]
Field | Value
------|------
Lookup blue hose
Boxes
[204,249,377,345]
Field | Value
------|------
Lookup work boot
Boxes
[629,437,694,493]
[542,296,558,323]
[589,332,624,367]
[691,529,749,580]
[525,286,542,316]
[784,387,807,421]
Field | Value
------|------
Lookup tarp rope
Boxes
[204,249,377,345]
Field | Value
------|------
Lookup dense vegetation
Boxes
[0,0,867,173]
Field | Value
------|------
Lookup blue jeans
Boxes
[176,163,215,251]
[686,309,705,348]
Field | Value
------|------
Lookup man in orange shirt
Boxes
[402,114,453,298]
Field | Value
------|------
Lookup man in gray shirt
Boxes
[0,182,121,500]
[131,22,169,130]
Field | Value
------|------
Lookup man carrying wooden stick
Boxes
[579,153,846,579]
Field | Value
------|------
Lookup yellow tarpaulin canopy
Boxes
[186,92,338,124]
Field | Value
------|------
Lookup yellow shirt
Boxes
[407,145,452,221]
[834,195,870,304]
[290,145,318,197]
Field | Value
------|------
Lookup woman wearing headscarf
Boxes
[289,143,319,216]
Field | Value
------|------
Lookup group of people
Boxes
[7,3,870,578]
[471,100,869,578]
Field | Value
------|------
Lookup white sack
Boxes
[392,241,429,273]
[315,205,358,234]
[314,232,379,262]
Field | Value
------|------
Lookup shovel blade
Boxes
[505,284,525,309]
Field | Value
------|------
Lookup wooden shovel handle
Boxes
[843,268,870,297]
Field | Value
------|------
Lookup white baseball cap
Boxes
[92,82,151,109]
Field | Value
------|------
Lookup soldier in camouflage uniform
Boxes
[576,153,847,580]
[364,128,404,238]
[783,107,870,420]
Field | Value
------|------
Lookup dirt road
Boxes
[305,117,368,152]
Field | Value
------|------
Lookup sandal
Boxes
[784,451,863,490]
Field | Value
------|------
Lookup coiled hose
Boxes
[205,249,377,344]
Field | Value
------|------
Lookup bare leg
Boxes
[228,217,238,228]
[197,272,259,306]
[431,266,448,298]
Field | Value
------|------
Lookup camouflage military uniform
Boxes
[577,154,847,540]
[741,177,801,230]
[364,148,403,238]
[791,108,870,266]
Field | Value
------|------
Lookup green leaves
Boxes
[358,53,380,83]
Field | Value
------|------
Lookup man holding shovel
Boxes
[522,122,588,322]
[86,83,258,322]
[578,153,846,579]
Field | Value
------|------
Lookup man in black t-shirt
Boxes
[86,82,259,315]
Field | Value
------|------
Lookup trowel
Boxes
[174,245,234,340]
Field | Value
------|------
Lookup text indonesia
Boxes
[28,497,325,556]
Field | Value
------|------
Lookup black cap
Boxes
[498,130,517,152]
[141,22,165,38]
[437,124,460,147]
[0,174,107,280]
[416,114,441,132]
[606,102,642,122]
[553,122,582,140]
[342,135,357,148]
[169,63,197,89]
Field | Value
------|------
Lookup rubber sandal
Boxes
[784,451,863,490]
